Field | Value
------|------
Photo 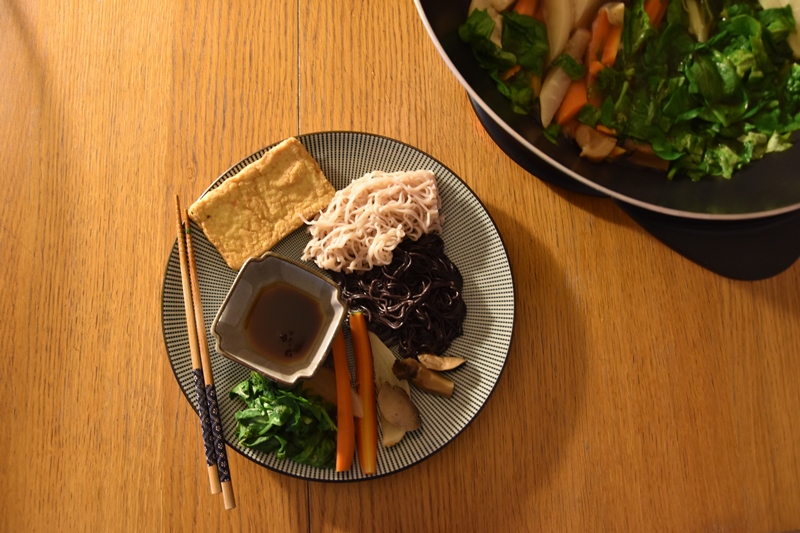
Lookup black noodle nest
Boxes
[331,233,466,358]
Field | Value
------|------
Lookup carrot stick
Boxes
[607,145,627,160]
[652,3,667,28]
[586,9,610,67]
[350,311,378,475]
[602,24,623,66]
[586,9,611,89]
[332,330,354,472]
[645,0,667,28]
[500,64,521,81]
[644,0,659,21]
[589,60,605,76]
[597,124,617,135]
[514,0,539,17]
[555,78,588,125]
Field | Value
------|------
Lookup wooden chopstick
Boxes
[182,204,237,511]
[175,195,222,496]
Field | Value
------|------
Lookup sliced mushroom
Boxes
[381,419,406,448]
[378,382,422,432]
[575,124,618,162]
[417,353,466,372]
[368,331,414,445]
[393,358,455,398]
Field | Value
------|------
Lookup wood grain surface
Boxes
[1,1,798,532]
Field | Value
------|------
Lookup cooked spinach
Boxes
[458,9,517,71]
[501,11,550,75]
[229,371,337,469]
[552,53,588,80]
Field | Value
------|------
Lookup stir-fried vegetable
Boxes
[541,29,591,126]
[460,8,549,113]
[459,0,800,180]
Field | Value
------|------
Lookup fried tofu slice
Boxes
[188,137,335,270]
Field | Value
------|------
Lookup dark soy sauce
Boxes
[244,282,324,362]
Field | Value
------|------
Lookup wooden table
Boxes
[2,1,799,531]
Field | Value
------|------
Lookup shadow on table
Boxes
[742,272,800,318]
[458,204,590,509]
[544,182,640,231]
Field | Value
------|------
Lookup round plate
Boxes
[415,0,800,221]
[161,131,515,481]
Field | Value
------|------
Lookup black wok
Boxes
[414,0,800,220]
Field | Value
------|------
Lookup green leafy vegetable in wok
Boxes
[459,0,800,180]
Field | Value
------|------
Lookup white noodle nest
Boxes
[301,170,443,273]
